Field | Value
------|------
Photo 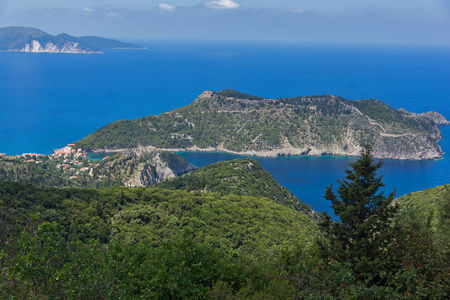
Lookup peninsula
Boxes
[0,26,144,54]
[76,90,449,160]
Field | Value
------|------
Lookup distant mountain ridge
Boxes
[0,26,144,53]
[78,36,145,50]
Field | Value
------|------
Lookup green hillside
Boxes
[156,158,316,218]
[0,158,69,188]
[1,155,316,220]
[397,184,450,230]
[396,184,450,257]
[1,155,448,298]
[0,182,317,257]
[76,90,447,160]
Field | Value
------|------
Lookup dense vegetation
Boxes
[0,149,448,298]
[0,182,317,256]
[157,158,316,218]
[397,184,449,230]
[319,146,399,284]
[396,184,450,258]
[0,158,68,187]
[76,90,445,160]
[0,155,317,219]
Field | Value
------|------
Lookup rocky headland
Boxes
[420,111,450,125]
[0,26,144,54]
[77,90,449,160]
[97,147,197,187]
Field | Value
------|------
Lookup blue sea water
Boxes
[1,42,449,214]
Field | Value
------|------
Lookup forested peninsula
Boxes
[76,90,449,160]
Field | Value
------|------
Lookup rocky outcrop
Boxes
[420,111,450,125]
[98,147,197,187]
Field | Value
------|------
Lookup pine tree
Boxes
[319,145,398,284]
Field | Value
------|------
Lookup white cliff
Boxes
[19,40,101,54]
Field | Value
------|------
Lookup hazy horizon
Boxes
[1,0,449,45]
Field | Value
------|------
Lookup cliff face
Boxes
[97,147,198,187]
[0,27,101,53]
[18,40,100,54]
[77,90,448,160]
[0,27,144,54]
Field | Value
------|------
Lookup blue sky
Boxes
[1,0,449,44]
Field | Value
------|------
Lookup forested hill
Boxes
[0,153,315,220]
[396,184,449,262]
[0,181,318,257]
[76,90,448,160]
[1,167,448,297]
[156,158,316,218]
[397,184,450,232]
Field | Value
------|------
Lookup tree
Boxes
[319,145,398,284]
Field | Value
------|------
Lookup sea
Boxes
[1,41,449,215]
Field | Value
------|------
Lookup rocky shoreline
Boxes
[162,145,444,160]
[89,143,444,161]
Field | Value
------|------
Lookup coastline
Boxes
[87,144,444,161]
[0,50,102,54]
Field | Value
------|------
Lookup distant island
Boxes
[0,26,145,54]
[76,89,449,160]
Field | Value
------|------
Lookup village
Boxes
[0,144,103,181]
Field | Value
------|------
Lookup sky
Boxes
[0,0,449,44]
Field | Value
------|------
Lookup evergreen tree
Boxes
[319,145,398,284]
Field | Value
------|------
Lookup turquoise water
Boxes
[1,42,449,214]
